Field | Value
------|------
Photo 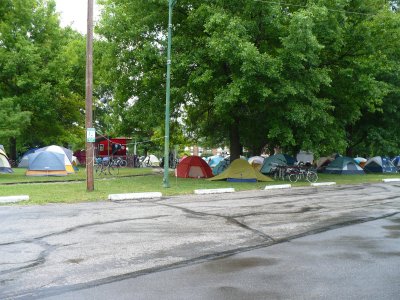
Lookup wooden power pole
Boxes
[85,0,94,191]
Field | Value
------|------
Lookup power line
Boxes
[252,0,382,16]
[127,136,166,146]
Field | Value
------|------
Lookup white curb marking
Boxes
[311,182,336,186]
[108,192,162,201]
[382,178,400,183]
[0,195,30,203]
[264,184,291,190]
[194,188,235,195]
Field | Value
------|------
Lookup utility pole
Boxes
[163,0,177,188]
[85,0,94,191]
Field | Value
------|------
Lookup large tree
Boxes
[0,0,86,158]
[97,0,400,159]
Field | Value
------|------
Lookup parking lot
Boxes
[1,183,399,299]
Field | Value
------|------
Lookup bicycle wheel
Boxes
[106,164,113,175]
[120,159,127,167]
[95,164,102,176]
[306,171,318,183]
[112,164,119,175]
[288,173,298,182]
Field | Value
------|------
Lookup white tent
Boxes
[148,154,160,166]
[0,148,13,174]
[296,151,314,164]
[248,156,265,165]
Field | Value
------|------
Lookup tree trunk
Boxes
[9,137,17,161]
[346,147,353,157]
[229,121,241,162]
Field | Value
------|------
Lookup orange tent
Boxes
[176,156,213,178]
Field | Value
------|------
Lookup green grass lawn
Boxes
[0,167,399,205]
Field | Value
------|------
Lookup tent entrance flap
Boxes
[188,166,205,178]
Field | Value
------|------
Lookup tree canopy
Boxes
[2,0,400,160]
[0,0,86,157]
[96,0,400,159]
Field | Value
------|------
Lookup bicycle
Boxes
[139,156,152,168]
[270,163,287,180]
[95,157,119,176]
[160,156,179,169]
[112,157,127,167]
[286,165,318,183]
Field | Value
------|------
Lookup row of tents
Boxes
[208,153,400,175]
[316,155,399,174]
[195,153,398,181]
[176,156,272,182]
[2,144,399,179]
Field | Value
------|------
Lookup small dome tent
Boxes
[209,159,273,182]
[148,154,160,166]
[248,156,265,170]
[0,148,13,174]
[324,156,364,175]
[36,145,75,174]
[296,151,313,164]
[207,155,224,168]
[176,156,213,178]
[18,148,39,168]
[40,145,73,162]
[260,154,296,174]
[354,157,367,168]
[316,156,334,172]
[212,158,230,175]
[26,151,68,176]
[364,156,397,173]
[391,156,400,170]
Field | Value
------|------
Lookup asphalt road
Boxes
[0,183,399,299]
[45,215,400,300]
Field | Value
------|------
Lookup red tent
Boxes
[176,156,213,178]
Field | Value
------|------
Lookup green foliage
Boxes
[0,0,86,153]
[95,0,400,157]
[0,97,31,138]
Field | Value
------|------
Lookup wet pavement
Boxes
[0,183,399,299]
[45,215,400,300]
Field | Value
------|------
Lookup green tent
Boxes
[208,159,273,182]
[324,156,364,174]
[260,154,296,174]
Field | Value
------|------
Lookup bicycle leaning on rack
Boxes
[112,156,127,168]
[286,163,318,183]
[269,163,287,180]
[95,157,120,176]
[160,156,179,169]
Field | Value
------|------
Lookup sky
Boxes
[55,0,100,34]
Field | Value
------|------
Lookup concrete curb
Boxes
[382,178,400,183]
[0,195,30,203]
[194,188,235,195]
[264,184,291,190]
[108,192,162,201]
[311,182,336,187]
